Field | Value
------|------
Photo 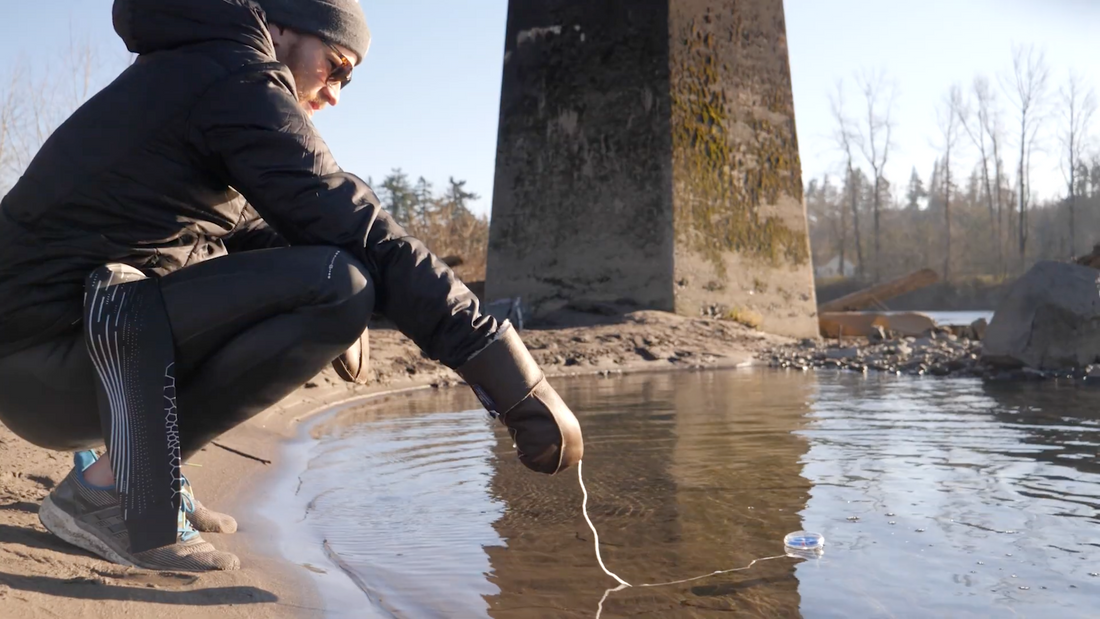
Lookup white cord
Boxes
[578,460,790,590]
[578,460,632,587]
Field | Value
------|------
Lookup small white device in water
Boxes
[784,531,825,551]
[578,461,825,590]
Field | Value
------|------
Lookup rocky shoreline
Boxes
[777,259,1100,383]
[762,326,1097,382]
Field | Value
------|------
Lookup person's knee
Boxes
[319,249,375,342]
[0,337,102,452]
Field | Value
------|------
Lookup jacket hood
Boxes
[113,0,274,57]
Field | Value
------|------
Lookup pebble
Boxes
[765,329,983,377]
[763,327,1085,380]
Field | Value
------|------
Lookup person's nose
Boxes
[320,83,341,107]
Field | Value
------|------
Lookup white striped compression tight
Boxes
[83,263,181,553]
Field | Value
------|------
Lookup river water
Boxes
[263,368,1099,618]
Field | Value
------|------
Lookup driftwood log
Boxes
[819,268,940,313]
[818,311,937,338]
[1075,243,1100,269]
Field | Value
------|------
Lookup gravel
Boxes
[762,326,1095,382]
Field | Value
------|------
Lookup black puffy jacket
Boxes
[0,0,497,367]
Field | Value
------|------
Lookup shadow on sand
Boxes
[0,570,278,605]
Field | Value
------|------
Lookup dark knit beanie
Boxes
[257,0,371,65]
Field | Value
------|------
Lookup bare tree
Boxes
[63,29,99,112]
[853,68,899,282]
[958,76,1006,271]
[1058,70,1097,258]
[34,30,100,153]
[819,175,847,273]
[1001,43,1051,271]
[0,60,30,195]
[934,85,966,280]
[830,80,862,279]
[0,30,113,198]
[980,82,1009,277]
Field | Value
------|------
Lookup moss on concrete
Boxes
[670,14,809,278]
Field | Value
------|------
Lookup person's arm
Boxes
[188,63,582,474]
[187,63,495,368]
[223,202,290,253]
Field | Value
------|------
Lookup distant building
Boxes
[815,255,857,279]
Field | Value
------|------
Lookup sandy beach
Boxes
[0,310,787,618]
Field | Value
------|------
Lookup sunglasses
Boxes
[323,41,353,89]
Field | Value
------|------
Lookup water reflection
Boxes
[277,369,1100,619]
[482,371,816,618]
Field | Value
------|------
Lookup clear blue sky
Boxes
[3,1,1097,217]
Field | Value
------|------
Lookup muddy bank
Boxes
[0,310,787,619]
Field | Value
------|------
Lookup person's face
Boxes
[271,27,358,118]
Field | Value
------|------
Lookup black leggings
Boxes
[0,246,374,462]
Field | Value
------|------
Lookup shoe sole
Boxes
[39,495,136,567]
[41,495,241,572]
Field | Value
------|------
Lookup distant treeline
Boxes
[805,162,1100,284]
[808,43,1098,284]
[370,169,489,283]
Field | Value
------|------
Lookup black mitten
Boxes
[457,324,583,474]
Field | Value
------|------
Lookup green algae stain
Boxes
[670,16,809,278]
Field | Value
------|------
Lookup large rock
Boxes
[982,260,1100,369]
[969,317,988,341]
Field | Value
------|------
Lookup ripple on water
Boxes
[275,370,1100,618]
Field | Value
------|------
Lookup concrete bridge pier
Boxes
[487,0,818,338]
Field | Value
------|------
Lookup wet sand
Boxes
[0,310,787,618]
